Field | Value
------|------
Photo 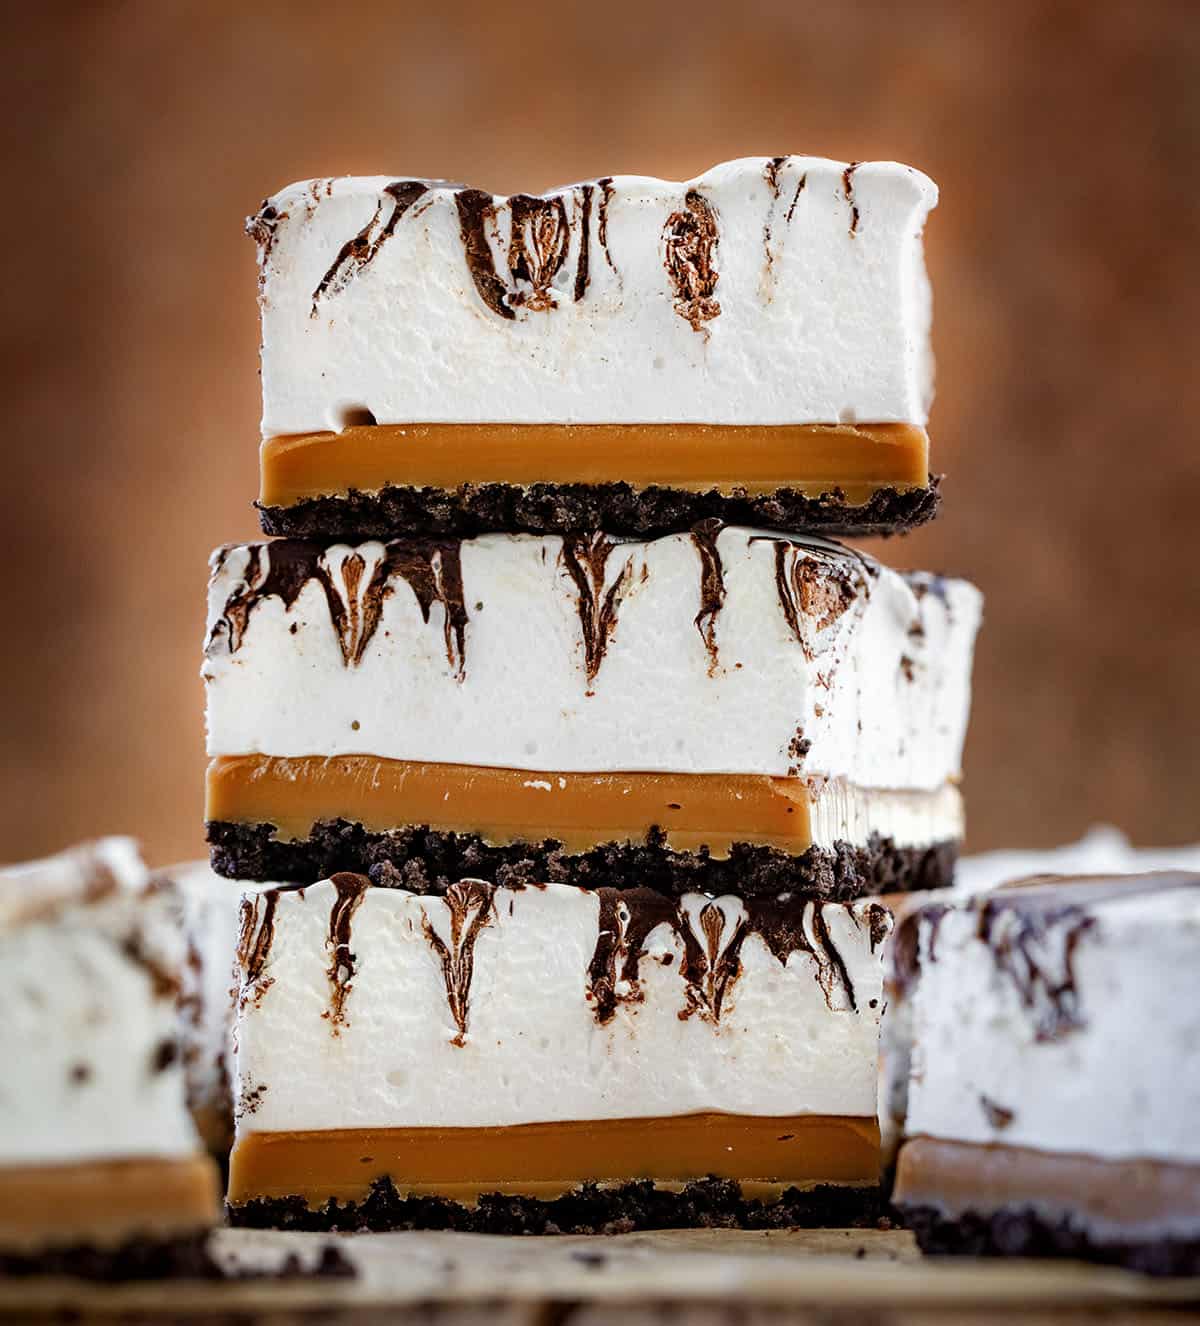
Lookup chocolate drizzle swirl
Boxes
[760,538,863,663]
[384,541,469,680]
[455,186,598,320]
[236,890,279,1010]
[761,157,785,284]
[678,898,749,1023]
[587,888,677,1024]
[663,190,720,333]
[806,902,857,1011]
[311,181,430,313]
[889,902,949,998]
[209,546,268,653]
[690,520,726,674]
[324,873,368,1032]
[842,162,860,236]
[573,185,593,302]
[586,890,864,1027]
[508,193,571,311]
[421,880,496,1046]
[975,896,1096,1042]
[785,172,808,224]
[558,533,634,684]
[318,545,390,666]
[760,159,807,297]
[455,189,512,320]
[210,539,469,678]
[596,177,619,277]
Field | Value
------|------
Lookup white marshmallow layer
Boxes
[233,880,890,1134]
[0,840,201,1166]
[204,527,981,790]
[252,158,936,434]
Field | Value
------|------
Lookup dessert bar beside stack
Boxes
[205,157,983,1232]
[885,873,1200,1275]
[0,841,221,1275]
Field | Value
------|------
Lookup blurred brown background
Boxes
[2,1,1198,866]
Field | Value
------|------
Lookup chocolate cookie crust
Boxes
[230,1175,883,1235]
[257,477,941,542]
[0,1232,221,1281]
[898,1203,1200,1278]
[207,820,957,899]
[0,1231,354,1281]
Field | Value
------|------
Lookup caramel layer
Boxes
[207,755,814,856]
[228,1114,880,1208]
[0,1155,221,1253]
[260,422,930,507]
[894,1137,1200,1231]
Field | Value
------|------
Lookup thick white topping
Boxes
[233,879,890,1133]
[0,840,201,1166]
[251,158,936,434]
[204,527,981,789]
[888,875,1200,1165]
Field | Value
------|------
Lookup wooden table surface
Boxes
[3,1227,1198,1323]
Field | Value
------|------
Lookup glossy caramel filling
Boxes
[0,1156,221,1253]
[206,755,814,856]
[259,422,929,507]
[228,1114,880,1208]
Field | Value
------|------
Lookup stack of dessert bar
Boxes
[204,158,983,1232]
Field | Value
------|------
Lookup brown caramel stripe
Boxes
[0,1156,220,1253]
[260,422,929,507]
[228,1114,880,1208]
[894,1136,1200,1230]
[206,755,814,856]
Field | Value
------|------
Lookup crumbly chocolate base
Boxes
[257,478,941,541]
[0,1231,354,1281]
[897,1203,1200,1278]
[208,820,957,899]
[0,1232,220,1282]
[230,1176,884,1236]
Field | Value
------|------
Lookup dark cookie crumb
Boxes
[208,820,957,900]
[258,478,941,542]
[897,1203,1200,1277]
[231,1176,883,1235]
[0,1231,354,1282]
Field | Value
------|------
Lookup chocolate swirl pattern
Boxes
[454,186,601,320]
[235,890,279,1012]
[209,539,470,678]
[558,533,635,685]
[310,180,430,314]
[324,873,368,1032]
[585,888,872,1028]
[663,190,721,334]
[421,881,497,1047]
